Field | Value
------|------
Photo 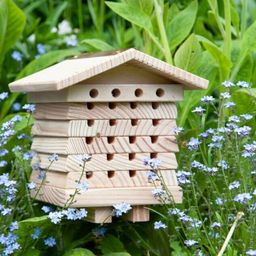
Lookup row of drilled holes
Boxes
[85,135,159,144]
[86,102,161,110]
[85,170,137,179]
[87,118,160,127]
[89,88,165,98]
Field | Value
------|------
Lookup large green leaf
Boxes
[82,39,115,51]
[0,0,26,65]
[17,48,83,79]
[104,253,131,256]
[63,248,95,256]
[168,0,198,51]
[100,235,126,254]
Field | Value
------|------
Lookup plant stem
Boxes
[241,0,248,37]
[153,0,173,64]
[223,0,231,59]
[77,0,83,32]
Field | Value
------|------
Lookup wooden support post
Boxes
[126,205,150,222]
[86,207,113,223]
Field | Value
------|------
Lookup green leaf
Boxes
[23,248,41,256]
[82,39,115,51]
[174,34,202,71]
[17,48,83,79]
[63,248,95,256]
[104,253,131,256]
[241,20,256,53]
[46,1,68,28]
[106,1,153,32]
[168,0,198,51]
[0,0,26,65]
[100,235,125,254]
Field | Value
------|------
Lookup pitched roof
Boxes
[9,48,208,92]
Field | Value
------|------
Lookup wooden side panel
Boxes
[30,169,179,188]
[32,119,177,137]
[86,208,112,223]
[31,185,183,207]
[28,83,183,103]
[126,206,150,222]
[32,136,178,154]
[34,153,178,172]
[34,102,177,120]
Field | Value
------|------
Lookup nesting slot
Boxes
[109,119,117,126]
[129,153,136,160]
[86,171,93,179]
[151,136,158,143]
[156,88,165,97]
[107,136,115,144]
[89,89,99,98]
[131,119,138,126]
[107,154,114,161]
[129,170,136,177]
[129,136,136,144]
[111,88,121,97]
[152,119,160,126]
[87,103,94,109]
[130,102,137,109]
[108,102,117,109]
[87,119,95,126]
[135,88,143,97]
[152,102,160,109]
[150,152,158,158]
[108,171,115,178]
[86,137,93,144]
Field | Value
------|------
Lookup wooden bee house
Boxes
[9,49,208,223]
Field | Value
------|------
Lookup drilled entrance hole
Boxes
[130,102,137,109]
[135,88,143,97]
[108,102,117,109]
[156,88,165,97]
[129,153,136,160]
[87,119,94,126]
[129,136,136,144]
[89,89,98,98]
[109,119,117,126]
[152,102,160,109]
[129,170,136,177]
[151,136,158,143]
[131,119,138,126]
[86,137,93,144]
[87,103,94,110]
[152,119,160,126]
[107,136,115,144]
[86,171,93,179]
[150,152,158,159]
[111,88,121,97]
[108,171,115,178]
[107,154,114,161]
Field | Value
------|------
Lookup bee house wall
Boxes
[9,49,208,223]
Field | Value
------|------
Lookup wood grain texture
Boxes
[34,102,177,120]
[86,207,112,223]
[30,169,179,188]
[32,136,179,154]
[32,119,177,137]
[126,206,150,222]
[9,48,208,92]
[30,184,183,207]
[28,83,184,103]
[33,153,178,172]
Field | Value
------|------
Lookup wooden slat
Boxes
[126,206,150,222]
[33,153,177,172]
[28,84,183,103]
[30,169,179,188]
[34,102,177,120]
[86,208,112,223]
[32,119,177,137]
[31,185,183,207]
[32,136,178,154]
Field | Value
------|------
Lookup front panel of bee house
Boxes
[9,49,208,223]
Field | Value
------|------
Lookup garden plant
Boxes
[0,0,256,255]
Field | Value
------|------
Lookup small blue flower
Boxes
[235,126,251,137]
[228,181,240,190]
[65,35,77,46]
[36,44,46,55]
[152,187,166,198]
[211,222,221,228]
[240,114,253,121]
[76,181,89,191]
[154,221,167,230]
[234,193,252,204]
[44,236,56,247]
[9,222,18,231]
[220,92,231,99]
[92,226,107,237]
[48,211,63,224]
[12,102,21,112]
[113,202,132,217]
[27,182,37,190]
[201,96,215,103]
[192,106,205,115]
[48,153,59,162]
[222,81,235,88]
[31,227,41,240]
[224,102,236,108]
[184,239,198,247]
[41,206,53,213]
[176,170,191,185]
[0,92,8,102]
[237,81,250,88]
[246,249,256,256]
[187,138,201,150]
[11,51,22,62]
[0,160,7,168]
[146,170,159,182]
[22,104,36,113]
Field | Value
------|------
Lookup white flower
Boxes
[58,20,72,35]
[27,182,37,190]
[154,221,167,229]
[65,34,77,46]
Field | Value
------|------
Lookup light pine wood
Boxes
[32,119,177,137]
[86,207,112,223]
[32,136,178,154]
[9,48,208,92]
[126,206,150,222]
[30,184,183,207]
[34,102,178,120]
[30,169,179,188]
[28,83,184,103]
[33,153,178,172]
